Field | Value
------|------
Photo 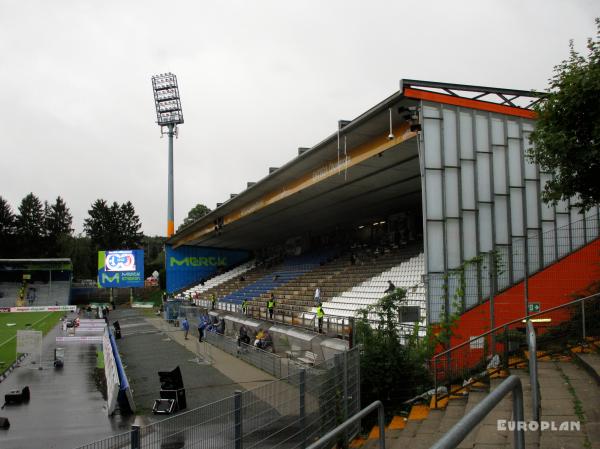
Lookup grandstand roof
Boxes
[168,80,542,250]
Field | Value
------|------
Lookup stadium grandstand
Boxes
[0,258,72,308]
[166,79,599,347]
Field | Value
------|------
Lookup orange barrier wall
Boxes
[444,238,600,350]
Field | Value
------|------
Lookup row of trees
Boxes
[0,194,164,280]
[0,194,73,258]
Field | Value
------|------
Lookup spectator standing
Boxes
[211,293,216,310]
[384,280,396,294]
[267,293,276,320]
[241,299,248,315]
[316,303,325,333]
[181,317,190,340]
[197,316,207,342]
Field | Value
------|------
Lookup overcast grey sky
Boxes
[1,0,598,237]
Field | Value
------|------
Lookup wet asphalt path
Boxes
[0,315,133,449]
[111,308,245,414]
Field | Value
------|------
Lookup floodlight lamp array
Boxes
[152,72,184,126]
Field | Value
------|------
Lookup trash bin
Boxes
[113,321,122,339]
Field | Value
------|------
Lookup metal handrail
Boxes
[306,400,385,449]
[526,320,540,422]
[433,291,600,362]
[430,375,525,449]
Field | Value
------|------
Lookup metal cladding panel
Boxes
[459,112,474,159]
[446,219,461,269]
[556,213,570,258]
[512,237,526,282]
[527,229,541,273]
[423,107,442,169]
[461,161,476,210]
[420,102,596,324]
[494,196,509,244]
[478,204,493,251]
[524,156,537,181]
[491,118,505,145]
[507,121,520,139]
[426,169,444,220]
[542,221,557,266]
[475,115,489,151]
[427,221,445,272]
[540,173,555,220]
[476,153,492,201]
[443,109,458,166]
[462,211,477,259]
[508,139,523,187]
[510,189,524,236]
[493,146,507,194]
[525,181,539,227]
[444,168,460,217]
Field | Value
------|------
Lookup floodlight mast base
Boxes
[167,123,175,237]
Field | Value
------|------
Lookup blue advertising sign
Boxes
[98,250,145,288]
[166,245,250,293]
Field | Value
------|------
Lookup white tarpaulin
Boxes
[16,330,42,366]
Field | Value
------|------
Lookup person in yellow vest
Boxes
[316,303,324,333]
[241,299,248,315]
[267,293,275,320]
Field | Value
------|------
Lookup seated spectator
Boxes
[216,318,225,335]
[237,325,251,347]
[254,329,265,348]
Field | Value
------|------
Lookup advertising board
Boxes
[98,250,144,288]
[165,245,250,293]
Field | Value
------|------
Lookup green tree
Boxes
[356,288,433,413]
[45,196,73,257]
[84,199,143,250]
[118,201,143,248]
[178,203,211,231]
[84,199,113,250]
[15,193,46,257]
[46,196,73,237]
[0,196,16,256]
[529,19,600,210]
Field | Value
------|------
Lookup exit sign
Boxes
[528,302,541,313]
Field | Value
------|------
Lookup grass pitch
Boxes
[0,312,63,372]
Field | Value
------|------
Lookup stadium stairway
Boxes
[354,341,600,449]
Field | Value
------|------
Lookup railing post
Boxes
[343,350,349,448]
[433,358,438,409]
[526,320,540,422]
[502,325,509,371]
[378,400,386,449]
[581,299,586,341]
[300,369,306,449]
[130,425,140,449]
[511,381,525,449]
[234,390,243,449]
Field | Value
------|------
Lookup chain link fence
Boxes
[73,347,360,449]
[427,212,599,321]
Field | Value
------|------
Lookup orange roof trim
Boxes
[403,87,537,119]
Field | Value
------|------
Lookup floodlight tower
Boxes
[151,73,184,237]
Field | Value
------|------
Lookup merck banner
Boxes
[166,245,250,293]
